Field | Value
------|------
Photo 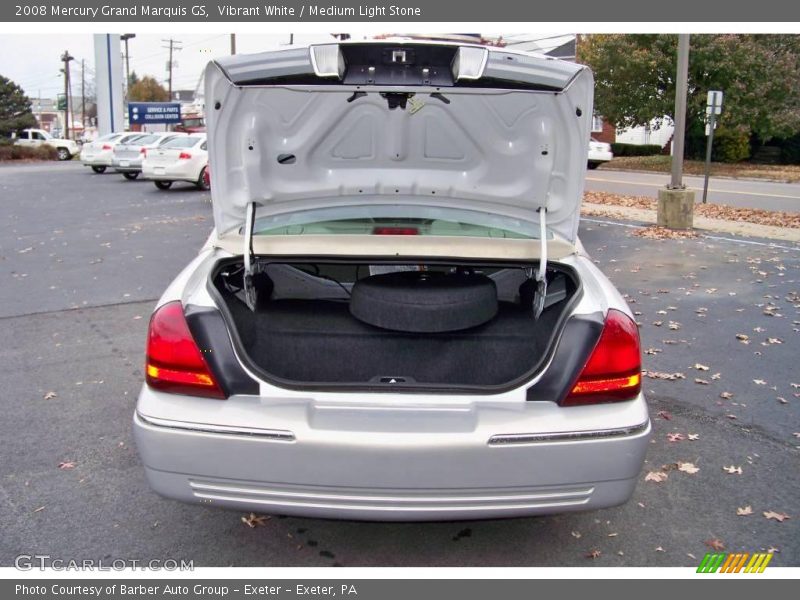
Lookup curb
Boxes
[581,202,800,243]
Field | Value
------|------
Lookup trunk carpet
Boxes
[227,298,561,386]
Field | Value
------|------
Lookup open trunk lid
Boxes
[204,41,594,244]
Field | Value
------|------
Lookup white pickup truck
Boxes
[12,128,79,161]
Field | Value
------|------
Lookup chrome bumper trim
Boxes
[488,419,650,446]
[135,412,295,442]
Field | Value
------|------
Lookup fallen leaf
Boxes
[241,512,270,528]
[58,461,76,470]
[657,410,673,420]
[763,511,791,523]
[571,530,582,539]
[668,321,681,330]
[705,538,725,551]
[720,392,734,400]
[688,433,700,441]
[645,371,686,381]
[645,471,669,483]
[736,506,753,516]
[753,379,767,385]
[32,506,45,513]
[655,546,665,552]
[694,363,710,371]
[695,378,709,385]
[678,462,700,474]
[736,333,749,341]
[607,532,618,537]
[586,549,602,559]
[711,373,721,380]
[667,432,685,442]
[43,391,57,400]
[723,465,743,475]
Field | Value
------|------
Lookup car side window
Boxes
[32,131,45,140]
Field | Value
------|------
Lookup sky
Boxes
[0,32,573,101]
[0,33,343,100]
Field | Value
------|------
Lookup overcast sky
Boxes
[0,32,572,101]
[0,33,343,100]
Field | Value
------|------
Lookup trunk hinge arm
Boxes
[243,201,261,311]
[533,207,548,319]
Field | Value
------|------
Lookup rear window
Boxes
[130,134,159,145]
[120,134,145,144]
[98,133,122,142]
[251,206,547,240]
[162,136,205,149]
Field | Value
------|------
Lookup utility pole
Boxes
[81,59,86,137]
[230,33,236,55]
[61,50,74,139]
[162,38,182,99]
[121,33,136,97]
[657,34,695,230]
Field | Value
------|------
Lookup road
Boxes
[586,169,800,213]
[0,161,798,567]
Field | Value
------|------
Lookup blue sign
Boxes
[128,102,182,125]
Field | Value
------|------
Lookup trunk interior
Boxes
[210,259,580,390]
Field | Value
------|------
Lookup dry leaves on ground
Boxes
[723,465,743,475]
[645,471,669,483]
[677,462,700,474]
[43,391,57,400]
[241,513,271,528]
[584,191,800,229]
[763,511,791,522]
[586,549,602,559]
[644,371,686,381]
[57,461,75,470]
[737,506,754,516]
[705,538,726,551]
[632,226,700,240]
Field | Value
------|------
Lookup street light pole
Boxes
[670,34,690,190]
[121,33,136,97]
[60,50,74,139]
[657,33,695,230]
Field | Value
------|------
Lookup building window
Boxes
[591,115,604,133]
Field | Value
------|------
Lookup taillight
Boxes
[102,144,112,150]
[140,147,147,156]
[562,309,641,406]
[178,152,192,160]
[145,301,225,399]
[372,227,419,235]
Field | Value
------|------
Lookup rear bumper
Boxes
[142,163,201,182]
[588,150,613,163]
[133,389,651,521]
[113,157,143,172]
[81,153,113,167]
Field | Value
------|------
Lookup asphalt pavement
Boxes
[586,168,800,213]
[0,161,798,567]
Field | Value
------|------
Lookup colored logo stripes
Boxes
[697,552,773,573]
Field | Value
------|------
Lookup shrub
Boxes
[610,143,664,157]
[2,144,60,161]
[712,128,751,163]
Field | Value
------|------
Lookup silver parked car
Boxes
[133,41,650,521]
[113,132,187,180]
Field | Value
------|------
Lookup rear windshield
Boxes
[162,136,204,149]
[119,134,145,144]
[98,133,122,142]
[129,134,159,145]
[250,206,548,240]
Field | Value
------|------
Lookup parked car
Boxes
[80,132,146,173]
[113,132,187,180]
[133,41,649,521]
[141,134,209,190]
[588,137,613,169]
[174,114,206,134]
[12,128,79,161]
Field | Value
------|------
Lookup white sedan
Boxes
[588,137,613,169]
[141,134,209,190]
[80,132,145,173]
[112,132,187,180]
[133,42,650,522]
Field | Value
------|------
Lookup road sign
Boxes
[706,90,723,115]
[127,102,182,125]
[57,94,67,111]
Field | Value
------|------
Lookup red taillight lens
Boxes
[140,147,147,156]
[372,227,419,235]
[178,152,192,160]
[145,301,225,399]
[102,144,112,150]
[563,309,641,406]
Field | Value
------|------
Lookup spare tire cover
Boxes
[350,271,498,332]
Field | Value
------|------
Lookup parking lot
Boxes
[1,160,798,567]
